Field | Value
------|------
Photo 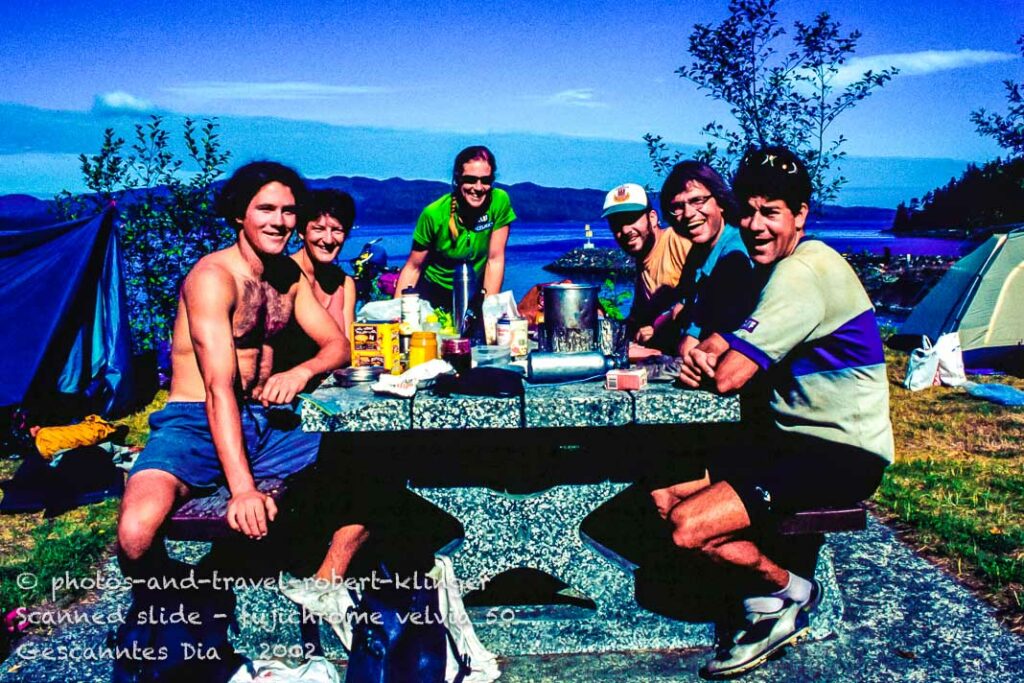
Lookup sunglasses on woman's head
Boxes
[459,175,495,186]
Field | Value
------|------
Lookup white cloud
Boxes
[164,81,392,100]
[836,49,1017,86]
[544,89,607,108]
[92,91,155,114]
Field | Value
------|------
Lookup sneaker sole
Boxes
[701,626,811,679]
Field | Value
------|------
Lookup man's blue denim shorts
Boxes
[129,402,321,490]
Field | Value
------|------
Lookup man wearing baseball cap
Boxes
[603,182,692,353]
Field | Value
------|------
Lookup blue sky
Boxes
[0,0,1021,207]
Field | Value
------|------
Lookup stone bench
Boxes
[164,478,867,657]
[164,478,328,656]
[777,504,867,536]
[167,478,865,541]
[165,478,287,541]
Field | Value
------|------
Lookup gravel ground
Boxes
[2,517,1022,682]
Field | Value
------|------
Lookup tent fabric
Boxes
[0,447,125,516]
[0,207,133,415]
[893,230,1024,371]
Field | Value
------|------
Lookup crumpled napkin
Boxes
[371,359,455,397]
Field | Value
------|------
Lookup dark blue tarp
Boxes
[0,207,133,415]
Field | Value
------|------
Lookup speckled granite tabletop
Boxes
[299,379,740,432]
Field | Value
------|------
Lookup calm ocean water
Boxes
[340,219,974,304]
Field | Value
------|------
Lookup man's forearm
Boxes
[296,337,347,377]
[205,387,256,495]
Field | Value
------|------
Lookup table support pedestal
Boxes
[412,484,844,655]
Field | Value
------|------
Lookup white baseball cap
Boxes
[602,183,650,217]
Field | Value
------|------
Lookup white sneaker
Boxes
[279,576,358,650]
[701,580,822,679]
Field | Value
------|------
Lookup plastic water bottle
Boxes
[400,288,421,331]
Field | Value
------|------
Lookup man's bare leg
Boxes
[650,469,711,519]
[314,524,369,581]
[667,481,788,591]
[282,522,368,650]
[672,482,821,677]
[117,470,189,582]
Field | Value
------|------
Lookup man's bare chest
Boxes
[233,279,294,348]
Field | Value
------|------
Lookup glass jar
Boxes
[441,337,472,375]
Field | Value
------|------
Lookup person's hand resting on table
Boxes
[678,333,730,389]
[628,342,664,363]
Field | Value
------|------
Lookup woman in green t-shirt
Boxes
[394,145,517,311]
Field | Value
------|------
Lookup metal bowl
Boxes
[333,365,388,387]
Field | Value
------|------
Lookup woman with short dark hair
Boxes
[272,188,357,382]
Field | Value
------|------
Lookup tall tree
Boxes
[971,33,1024,158]
[646,0,896,207]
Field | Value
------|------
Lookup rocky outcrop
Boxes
[545,247,955,317]
[543,247,635,277]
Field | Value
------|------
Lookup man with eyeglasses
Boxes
[602,182,692,353]
[657,162,764,365]
[666,147,892,678]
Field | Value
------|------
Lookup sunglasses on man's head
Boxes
[459,174,495,186]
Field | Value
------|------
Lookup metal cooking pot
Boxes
[542,283,599,353]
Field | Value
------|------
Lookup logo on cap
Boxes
[603,182,648,217]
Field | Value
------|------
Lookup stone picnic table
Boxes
[298,375,842,655]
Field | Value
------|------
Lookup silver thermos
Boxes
[526,351,622,383]
[453,261,474,335]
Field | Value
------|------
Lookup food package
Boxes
[482,291,518,345]
[605,368,648,391]
[350,322,400,369]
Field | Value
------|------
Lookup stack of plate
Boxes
[333,365,388,387]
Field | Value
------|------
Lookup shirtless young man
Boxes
[116,162,356,583]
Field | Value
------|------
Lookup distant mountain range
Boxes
[0,102,975,208]
[0,193,59,227]
[0,176,894,227]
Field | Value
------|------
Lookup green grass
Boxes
[0,392,166,614]
[873,352,1024,630]
[0,500,119,611]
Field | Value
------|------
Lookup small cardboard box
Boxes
[605,368,648,391]
[350,322,400,369]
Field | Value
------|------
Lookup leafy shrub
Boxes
[598,278,631,321]
[56,116,232,353]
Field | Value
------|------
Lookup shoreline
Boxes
[545,247,955,319]
[887,225,1020,241]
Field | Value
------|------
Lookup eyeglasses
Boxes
[459,174,495,186]
[669,194,713,217]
